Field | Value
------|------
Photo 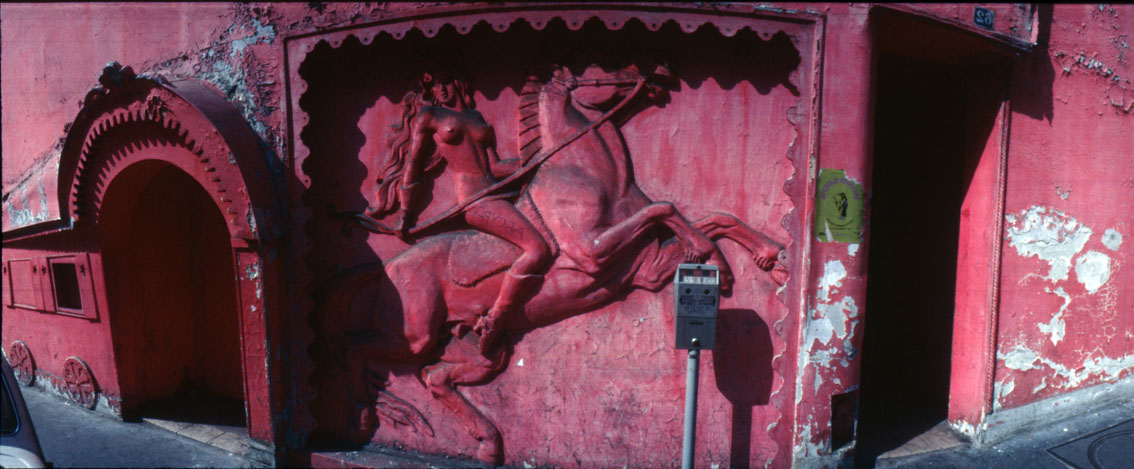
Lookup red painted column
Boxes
[234,248,273,443]
[791,3,875,462]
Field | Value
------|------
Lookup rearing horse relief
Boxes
[314,54,787,465]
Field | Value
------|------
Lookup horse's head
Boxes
[552,54,673,112]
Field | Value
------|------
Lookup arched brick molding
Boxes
[57,63,287,447]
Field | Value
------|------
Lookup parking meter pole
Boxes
[675,264,717,469]
[682,348,700,469]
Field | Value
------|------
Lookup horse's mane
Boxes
[517,76,543,162]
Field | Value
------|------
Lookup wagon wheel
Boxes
[63,356,99,410]
[8,341,36,386]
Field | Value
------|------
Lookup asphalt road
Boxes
[20,385,249,468]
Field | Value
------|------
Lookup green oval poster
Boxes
[814,169,865,243]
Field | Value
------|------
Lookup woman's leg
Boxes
[464,199,551,351]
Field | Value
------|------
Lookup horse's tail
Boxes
[310,263,387,367]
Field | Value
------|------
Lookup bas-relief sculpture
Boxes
[317,52,788,465]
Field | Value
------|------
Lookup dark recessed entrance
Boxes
[100,160,246,431]
[856,10,1010,465]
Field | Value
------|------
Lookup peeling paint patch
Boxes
[1055,184,1071,200]
[804,259,859,373]
[808,298,857,350]
[847,243,859,256]
[245,261,261,280]
[1005,206,1092,283]
[247,202,259,235]
[1074,250,1111,293]
[5,180,53,229]
[229,17,277,58]
[793,424,822,460]
[1102,228,1123,251]
[950,420,977,439]
[1038,286,1070,346]
[994,378,1015,410]
[817,260,846,303]
[999,345,1134,390]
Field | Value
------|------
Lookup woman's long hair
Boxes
[372,65,473,216]
[372,91,426,216]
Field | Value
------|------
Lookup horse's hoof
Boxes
[475,436,504,467]
[772,265,790,286]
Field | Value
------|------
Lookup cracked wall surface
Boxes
[993,3,1134,412]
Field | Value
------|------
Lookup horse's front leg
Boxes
[564,201,733,292]
[694,213,784,270]
[694,213,789,285]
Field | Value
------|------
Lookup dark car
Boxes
[1,358,47,468]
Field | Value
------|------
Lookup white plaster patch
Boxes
[1102,228,1123,251]
[1005,206,1092,283]
[994,378,1016,411]
[795,375,803,405]
[999,345,1134,390]
[803,259,859,370]
[5,181,53,229]
[516,358,524,367]
[793,424,822,460]
[1074,250,1111,293]
[798,259,859,406]
[806,297,858,349]
[1055,184,1071,200]
[808,347,838,365]
[950,420,977,439]
[805,314,834,350]
[818,260,847,302]
[847,243,860,256]
[1038,287,1070,346]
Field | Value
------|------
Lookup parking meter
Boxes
[673,263,720,469]
[673,263,719,350]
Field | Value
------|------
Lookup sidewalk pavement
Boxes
[20,377,1133,468]
[21,385,250,468]
[874,397,1134,468]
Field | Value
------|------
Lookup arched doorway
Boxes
[99,159,246,430]
[55,66,285,456]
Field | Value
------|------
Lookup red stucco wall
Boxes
[2,3,1131,468]
[992,4,1133,412]
[2,3,236,227]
